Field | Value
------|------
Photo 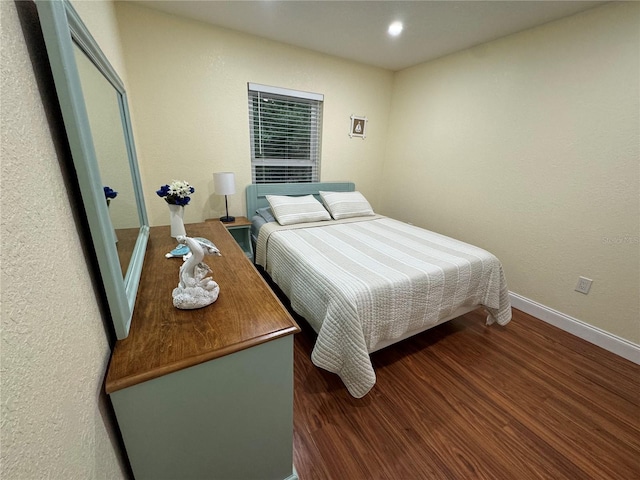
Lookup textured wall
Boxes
[0,1,126,478]
[114,2,394,227]
[381,2,639,343]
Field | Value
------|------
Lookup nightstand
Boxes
[220,216,253,259]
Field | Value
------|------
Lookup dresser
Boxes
[105,221,300,479]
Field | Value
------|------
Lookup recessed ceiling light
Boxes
[388,21,403,37]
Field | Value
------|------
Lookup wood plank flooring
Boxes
[291,308,640,479]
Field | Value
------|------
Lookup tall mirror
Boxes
[36,0,149,339]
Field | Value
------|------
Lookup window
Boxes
[248,83,323,183]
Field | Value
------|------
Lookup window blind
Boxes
[248,83,323,184]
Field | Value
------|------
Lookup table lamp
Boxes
[213,172,236,223]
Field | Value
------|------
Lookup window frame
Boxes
[248,83,323,184]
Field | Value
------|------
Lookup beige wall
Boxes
[1,1,126,478]
[114,2,393,227]
[116,2,638,344]
[71,0,129,86]
[381,2,639,343]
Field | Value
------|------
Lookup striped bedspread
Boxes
[256,216,512,397]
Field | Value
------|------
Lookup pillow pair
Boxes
[265,191,374,226]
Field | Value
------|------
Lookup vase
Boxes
[168,204,186,238]
[106,200,118,244]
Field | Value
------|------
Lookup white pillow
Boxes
[265,194,331,225]
[319,191,375,220]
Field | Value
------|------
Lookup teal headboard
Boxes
[246,182,355,218]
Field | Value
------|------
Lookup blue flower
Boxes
[104,186,118,199]
[156,184,171,197]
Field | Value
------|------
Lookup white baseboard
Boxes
[508,292,640,365]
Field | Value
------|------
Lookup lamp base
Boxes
[220,215,235,223]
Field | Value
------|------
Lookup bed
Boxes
[247,182,512,398]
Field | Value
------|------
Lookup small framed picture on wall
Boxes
[349,115,367,139]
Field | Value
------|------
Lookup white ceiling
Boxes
[135,0,608,71]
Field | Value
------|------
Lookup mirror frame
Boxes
[36,0,149,339]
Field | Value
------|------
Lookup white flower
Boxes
[169,180,193,198]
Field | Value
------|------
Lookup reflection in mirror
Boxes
[73,44,139,277]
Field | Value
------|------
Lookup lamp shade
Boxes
[213,172,236,195]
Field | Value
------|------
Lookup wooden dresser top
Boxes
[105,221,299,394]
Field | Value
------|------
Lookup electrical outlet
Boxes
[575,276,593,295]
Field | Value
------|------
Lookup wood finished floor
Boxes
[291,308,640,480]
